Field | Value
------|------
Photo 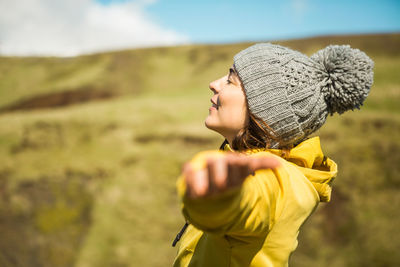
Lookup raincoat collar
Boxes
[223,136,337,202]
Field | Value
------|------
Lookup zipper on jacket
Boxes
[172,222,189,247]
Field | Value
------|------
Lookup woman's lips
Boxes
[210,99,218,110]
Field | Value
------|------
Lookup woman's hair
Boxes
[219,111,289,152]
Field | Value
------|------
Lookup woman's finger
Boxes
[183,163,194,197]
[184,162,208,198]
[226,154,246,187]
[226,154,280,185]
[193,168,209,197]
[248,157,280,174]
[183,163,196,197]
[206,157,228,192]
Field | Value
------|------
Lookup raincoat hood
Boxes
[224,136,337,202]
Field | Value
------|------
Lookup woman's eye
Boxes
[226,79,232,84]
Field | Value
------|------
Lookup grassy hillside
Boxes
[0,33,399,267]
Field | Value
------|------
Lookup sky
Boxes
[0,0,399,56]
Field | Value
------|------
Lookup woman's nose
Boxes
[209,80,219,93]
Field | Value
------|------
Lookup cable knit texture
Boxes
[233,43,374,148]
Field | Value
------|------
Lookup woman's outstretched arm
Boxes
[177,150,283,237]
[183,152,280,199]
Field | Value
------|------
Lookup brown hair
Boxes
[219,111,283,151]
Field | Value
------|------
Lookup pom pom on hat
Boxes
[311,45,374,115]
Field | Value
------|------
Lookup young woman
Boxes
[172,43,374,266]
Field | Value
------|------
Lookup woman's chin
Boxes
[204,117,218,131]
[204,119,213,130]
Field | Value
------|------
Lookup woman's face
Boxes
[205,67,249,143]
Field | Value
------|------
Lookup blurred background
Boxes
[0,0,399,266]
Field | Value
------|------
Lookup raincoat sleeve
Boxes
[176,150,284,238]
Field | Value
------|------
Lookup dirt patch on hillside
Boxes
[0,86,116,113]
[134,133,216,146]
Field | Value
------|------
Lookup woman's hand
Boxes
[183,152,280,199]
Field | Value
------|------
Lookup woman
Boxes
[172,43,374,266]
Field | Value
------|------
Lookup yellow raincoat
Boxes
[173,136,337,267]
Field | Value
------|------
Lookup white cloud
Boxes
[0,0,189,56]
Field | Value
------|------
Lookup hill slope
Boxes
[0,33,399,267]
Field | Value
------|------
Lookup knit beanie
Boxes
[233,43,374,148]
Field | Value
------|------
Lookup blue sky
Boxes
[143,0,400,43]
[1,0,399,56]
[97,0,400,42]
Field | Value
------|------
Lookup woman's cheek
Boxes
[223,97,248,129]
[218,105,241,130]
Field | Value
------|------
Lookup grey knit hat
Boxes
[233,43,374,148]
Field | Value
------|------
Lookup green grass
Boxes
[0,33,399,267]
